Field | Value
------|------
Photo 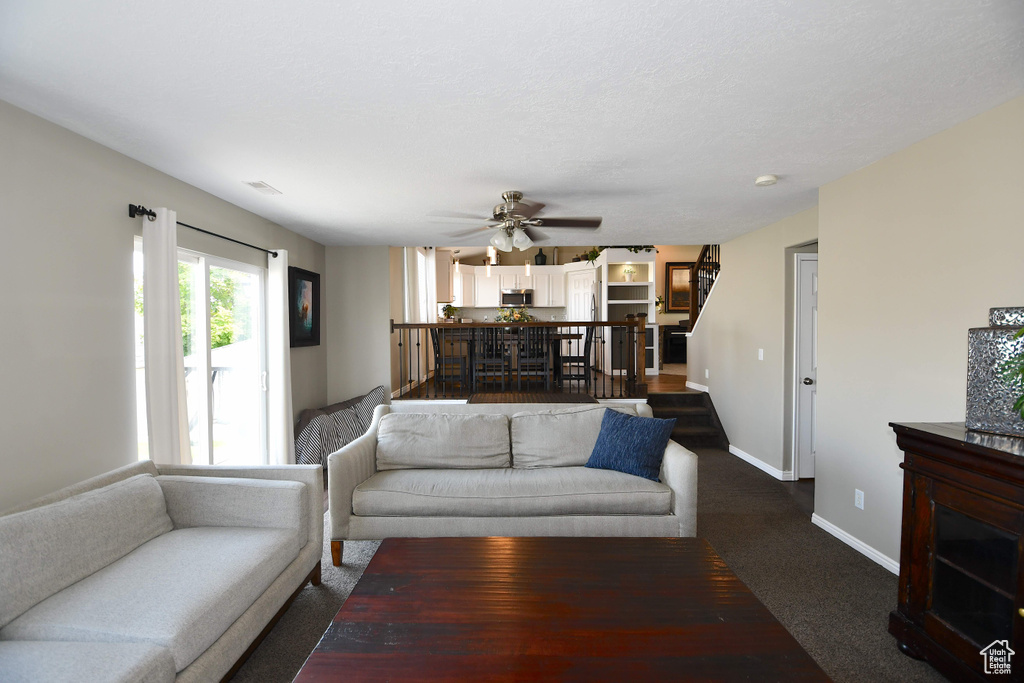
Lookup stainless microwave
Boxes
[500,289,533,308]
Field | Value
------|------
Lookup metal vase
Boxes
[966,307,1024,437]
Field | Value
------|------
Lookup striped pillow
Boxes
[294,407,365,466]
[354,385,388,430]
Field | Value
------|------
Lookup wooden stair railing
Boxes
[689,244,720,330]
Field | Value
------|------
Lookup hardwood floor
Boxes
[645,371,688,392]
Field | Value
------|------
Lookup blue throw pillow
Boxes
[585,409,676,482]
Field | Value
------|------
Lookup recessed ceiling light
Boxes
[754,175,778,187]
[244,180,282,196]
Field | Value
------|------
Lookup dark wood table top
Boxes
[294,537,830,682]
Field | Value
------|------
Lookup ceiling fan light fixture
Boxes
[512,227,533,250]
[490,230,513,252]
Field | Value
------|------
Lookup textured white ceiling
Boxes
[1,1,1022,247]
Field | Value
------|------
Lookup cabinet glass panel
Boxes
[932,560,1014,647]
[934,506,1017,595]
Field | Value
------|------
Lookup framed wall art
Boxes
[665,262,694,313]
[288,266,321,347]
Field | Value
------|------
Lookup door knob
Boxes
[802,377,814,385]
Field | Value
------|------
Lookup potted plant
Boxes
[656,294,665,313]
[441,304,459,322]
[622,266,636,282]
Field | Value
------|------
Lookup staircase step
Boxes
[670,426,728,449]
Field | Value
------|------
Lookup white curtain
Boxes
[267,249,295,464]
[143,208,191,465]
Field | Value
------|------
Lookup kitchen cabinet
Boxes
[436,249,455,303]
[532,270,566,308]
[498,269,533,291]
[453,269,476,308]
[889,422,1024,682]
[476,270,500,308]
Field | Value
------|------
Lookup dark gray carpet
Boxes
[234,449,948,682]
[695,448,945,683]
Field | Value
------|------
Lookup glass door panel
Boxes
[209,264,265,465]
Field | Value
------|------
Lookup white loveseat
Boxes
[0,460,323,683]
[328,402,698,565]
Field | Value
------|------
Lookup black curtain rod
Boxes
[128,204,278,258]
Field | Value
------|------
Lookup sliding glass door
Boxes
[180,253,267,465]
[135,239,267,465]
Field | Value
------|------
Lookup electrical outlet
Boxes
[705,368,709,379]
[855,489,864,510]
[758,348,764,361]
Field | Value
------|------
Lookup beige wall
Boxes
[324,246,392,403]
[0,100,327,511]
[654,245,705,327]
[814,95,1024,564]
[687,208,819,475]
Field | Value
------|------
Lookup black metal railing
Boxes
[391,320,648,400]
[690,244,720,329]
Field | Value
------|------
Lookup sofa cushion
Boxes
[0,526,299,672]
[353,467,671,517]
[156,475,308,547]
[0,641,175,683]
[586,410,676,482]
[376,413,511,470]
[0,474,173,628]
[510,405,638,468]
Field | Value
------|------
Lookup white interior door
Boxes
[795,254,818,478]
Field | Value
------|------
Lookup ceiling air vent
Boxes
[244,181,282,196]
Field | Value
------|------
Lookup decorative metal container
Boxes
[966,307,1024,437]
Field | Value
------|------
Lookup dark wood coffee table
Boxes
[295,537,829,681]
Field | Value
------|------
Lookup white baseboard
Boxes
[685,380,709,392]
[728,445,795,481]
[811,513,900,575]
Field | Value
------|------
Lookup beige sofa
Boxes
[0,460,323,682]
[328,402,698,565]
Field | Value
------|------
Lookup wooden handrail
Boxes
[392,320,639,330]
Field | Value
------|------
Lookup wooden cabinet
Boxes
[497,269,532,291]
[889,422,1024,682]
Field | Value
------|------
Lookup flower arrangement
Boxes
[495,306,534,323]
[622,266,636,275]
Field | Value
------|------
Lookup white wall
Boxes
[324,246,392,403]
[0,99,327,511]
[687,208,819,476]
[814,95,1024,565]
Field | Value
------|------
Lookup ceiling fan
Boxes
[436,190,602,252]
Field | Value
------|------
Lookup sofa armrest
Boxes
[327,404,387,540]
[660,440,698,536]
[158,475,306,538]
[154,464,322,555]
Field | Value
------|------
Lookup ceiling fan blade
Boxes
[428,212,494,223]
[534,217,602,228]
[522,226,548,243]
[444,225,496,238]
[516,200,545,218]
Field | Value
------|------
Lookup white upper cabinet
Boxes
[453,268,477,308]
[476,269,501,307]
